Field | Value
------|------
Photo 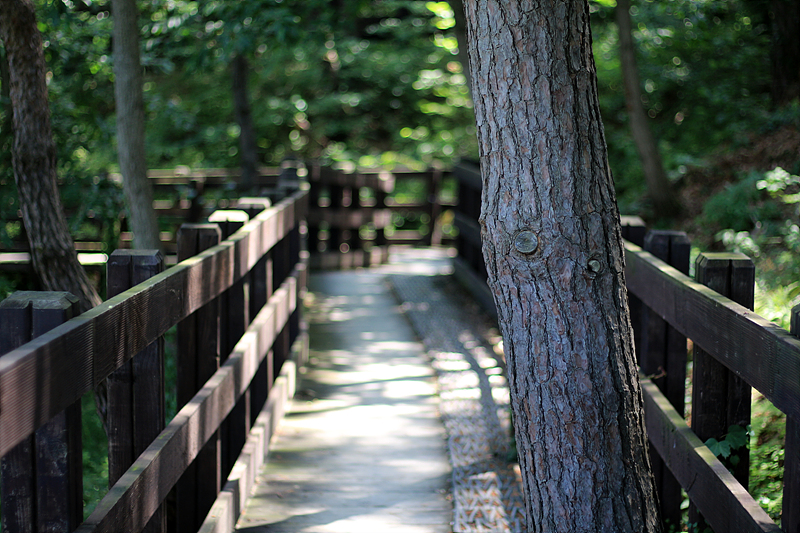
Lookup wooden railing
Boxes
[451,160,799,532]
[1,164,451,278]
[305,164,454,269]
[0,188,308,533]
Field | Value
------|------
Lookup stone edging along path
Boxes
[389,273,528,533]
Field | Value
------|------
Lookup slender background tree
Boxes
[0,0,101,313]
[462,0,662,530]
[112,0,161,250]
[616,0,681,220]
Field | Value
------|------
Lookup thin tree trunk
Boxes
[449,0,474,99]
[0,0,101,314]
[232,54,258,191]
[1,0,108,434]
[770,0,800,106]
[112,0,161,251]
[462,0,662,531]
[617,0,681,220]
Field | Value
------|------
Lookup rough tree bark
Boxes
[112,0,161,251]
[616,0,681,220]
[0,0,101,313]
[462,1,662,531]
[232,53,258,191]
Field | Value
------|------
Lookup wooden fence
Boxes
[1,164,451,279]
[452,161,800,532]
[305,164,454,269]
[0,188,308,533]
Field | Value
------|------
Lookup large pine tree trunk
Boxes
[112,0,161,251]
[462,1,662,531]
[617,0,680,220]
[0,0,101,313]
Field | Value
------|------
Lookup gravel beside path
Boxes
[387,248,528,533]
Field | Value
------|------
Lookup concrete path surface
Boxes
[235,249,454,532]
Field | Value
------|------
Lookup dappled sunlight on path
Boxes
[234,249,453,532]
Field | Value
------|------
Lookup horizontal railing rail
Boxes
[0,187,308,533]
[625,241,793,533]
[0,190,306,456]
[626,241,800,421]
[76,266,305,533]
[306,164,454,270]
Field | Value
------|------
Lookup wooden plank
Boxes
[694,254,754,479]
[306,208,393,228]
[308,165,397,191]
[106,251,166,480]
[619,215,647,247]
[234,198,272,219]
[176,224,222,533]
[785,304,800,533]
[249,250,273,424]
[624,241,800,421]
[641,372,781,533]
[690,253,754,528]
[209,210,251,479]
[75,270,300,533]
[640,230,689,531]
[198,332,307,533]
[0,252,107,273]
[0,191,307,458]
[453,160,482,192]
[0,293,35,533]
[106,251,166,532]
[0,292,83,533]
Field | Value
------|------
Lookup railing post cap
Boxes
[0,291,79,309]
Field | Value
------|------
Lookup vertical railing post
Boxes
[453,161,485,280]
[690,252,755,529]
[425,168,443,246]
[306,166,323,255]
[619,215,647,248]
[207,209,251,478]
[641,230,690,531]
[175,223,221,533]
[784,304,800,533]
[235,200,276,426]
[0,291,83,533]
[328,181,345,254]
[619,215,647,360]
[375,172,393,264]
[106,250,165,532]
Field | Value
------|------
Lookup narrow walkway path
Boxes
[235,250,454,532]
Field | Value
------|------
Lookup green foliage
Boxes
[705,424,750,465]
[713,167,800,305]
[749,396,785,522]
[590,0,774,218]
[139,0,476,169]
[0,272,21,301]
[81,392,109,518]
[702,173,765,231]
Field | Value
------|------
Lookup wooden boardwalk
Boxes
[234,251,454,532]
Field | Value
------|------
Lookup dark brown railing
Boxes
[0,187,308,533]
[1,164,450,278]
